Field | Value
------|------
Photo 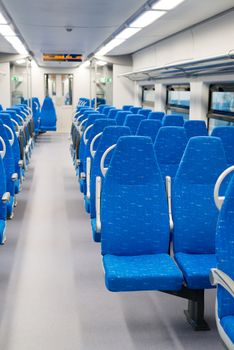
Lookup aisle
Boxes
[0,133,223,350]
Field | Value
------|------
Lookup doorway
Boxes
[44,74,73,133]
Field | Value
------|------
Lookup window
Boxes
[208,84,234,132]
[142,85,155,107]
[166,85,190,120]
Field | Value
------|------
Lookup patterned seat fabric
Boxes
[154,126,188,181]
[162,114,184,126]
[138,109,152,118]
[103,106,114,115]
[136,120,161,143]
[0,153,7,243]
[148,111,165,121]
[184,120,208,138]
[40,97,57,131]
[123,114,147,135]
[122,105,134,111]
[211,126,234,167]
[215,173,234,344]
[107,109,122,119]
[173,136,227,289]
[101,136,183,292]
[32,97,41,135]
[116,111,132,126]
[90,126,131,242]
[129,106,142,114]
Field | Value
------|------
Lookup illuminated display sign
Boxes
[43,54,83,62]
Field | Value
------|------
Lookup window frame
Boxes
[166,84,190,114]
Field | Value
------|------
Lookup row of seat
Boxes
[0,99,40,243]
[70,100,234,341]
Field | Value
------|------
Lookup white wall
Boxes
[0,62,11,108]
[112,64,135,108]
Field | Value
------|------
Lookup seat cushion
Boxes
[221,315,234,344]
[103,254,183,292]
[175,253,216,289]
[0,219,6,244]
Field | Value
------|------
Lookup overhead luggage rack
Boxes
[119,53,234,81]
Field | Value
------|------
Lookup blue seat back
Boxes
[101,136,169,256]
[130,106,142,114]
[216,174,234,319]
[32,97,41,132]
[163,114,184,126]
[90,126,131,219]
[138,109,152,117]
[184,120,208,138]
[124,114,147,135]
[148,111,165,120]
[98,104,110,113]
[154,126,188,180]
[40,97,57,130]
[122,105,134,111]
[211,127,234,167]
[136,120,161,143]
[173,136,227,254]
[0,155,6,220]
[116,111,132,126]
[107,109,122,119]
[103,106,114,115]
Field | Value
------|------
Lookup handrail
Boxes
[83,124,94,145]
[0,136,6,158]
[100,144,116,177]
[214,165,234,210]
[3,124,14,146]
[78,117,88,134]
[90,132,102,158]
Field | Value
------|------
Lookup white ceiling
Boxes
[0,0,234,67]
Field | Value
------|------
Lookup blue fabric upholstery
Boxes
[103,254,183,292]
[154,126,188,181]
[162,114,184,126]
[106,108,116,118]
[184,120,208,138]
[148,111,165,121]
[215,173,234,336]
[123,114,147,134]
[136,120,161,143]
[101,136,183,292]
[0,220,6,244]
[129,107,142,114]
[122,105,134,111]
[32,97,41,134]
[211,127,234,167]
[116,111,132,126]
[138,109,152,117]
[0,155,7,242]
[98,105,110,113]
[103,106,114,115]
[90,126,131,241]
[173,137,227,289]
[40,97,57,131]
[107,109,122,119]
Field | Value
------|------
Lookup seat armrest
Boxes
[18,160,24,168]
[95,176,102,233]
[2,192,10,203]
[210,268,234,298]
[11,173,18,181]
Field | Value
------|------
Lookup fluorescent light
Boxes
[130,10,166,28]
[152,0,185,10]
[96,38,125,56]
[0,13,7,25]
[0,24,16,36]
[5,36,28,55]
[16,59,26,64]
[115,27,141,40]
[96,60,107,66]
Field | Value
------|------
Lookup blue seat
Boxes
[184,120,208,138]
[173,136,227,289]
[129,106,142,114]
[136,120,161,143]
[98,104,110,113]
[0,147,7,243]
[101,136,183,292]
[211,126,234,167]
[40,97,57,131]
[123,114,147,134]
[154,127,188,181]
[162,114,184,126]
[103,106,114,115]
[116,111,132,126]
[90,126,131,242]
[138,108,152,117]
[107,109,122,119]
[122,105,134,111]
[210,172,234,347]
[0,113,22,193]
[148,111,165,121]
[83,119,117,212]
[0,120,17,218]
[32,97,41,136]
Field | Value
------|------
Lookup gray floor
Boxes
[0,133,224,350]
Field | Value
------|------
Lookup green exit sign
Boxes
[11,75,23,82]
[99,77,112,84]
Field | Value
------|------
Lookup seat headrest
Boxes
[138,109,152,117]
[116,111,132,125]
[90,119,116,135]
[211,126,234,165]
[129,107,142,114]
[154,126,187,164]
[122,105,134,111]
[106,136,161,185]
[163,114,184,126]
[148,111,165,120]
[124,114,147,134]
[85,113,106,128]
[175,136,227,184]
[107,109,122,119]
[103,106,114,115]
[136,119,161,142]
[184,120,207,138]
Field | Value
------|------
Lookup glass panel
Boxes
[211,91,234,114]
[44,74,56,97]
[61,74,73,105]
[168,90,190,109]
[208,118,234,134]
[166,109,189,120]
